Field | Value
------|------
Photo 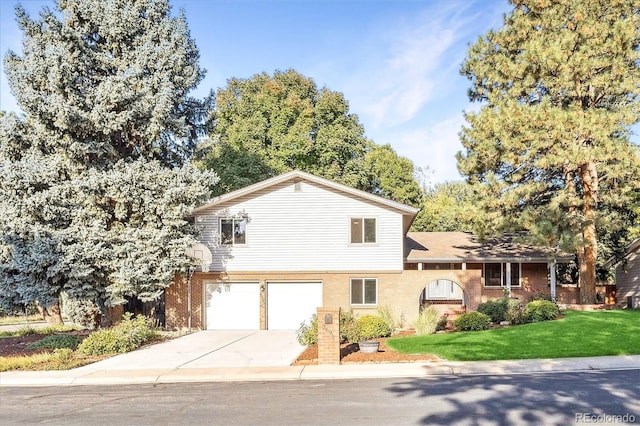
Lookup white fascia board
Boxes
[191,170,419,216]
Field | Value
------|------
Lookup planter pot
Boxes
[358,340,380,353]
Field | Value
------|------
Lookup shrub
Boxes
[454,312,492,331]
[340,310,359,343]
[436,315,449,332]
[505,298,530,325]
[26,334,82,351]
[413,305,440,335]
[78,313,158,355]
[355,314,391,340]
[477,299,507,323]
[296,314,318,346]
[525,300,559,322]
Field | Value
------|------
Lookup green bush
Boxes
[340,310,359,343]
[296,314,318,346]
[355,314,391,340]
[78,313,158,355]
[26,334,82,351]
[454,312,492,331]
[525,300,559,322]
[477,299,508,323]
[413,305,440,335]
[436,315,449,332]
[504,299,530,324]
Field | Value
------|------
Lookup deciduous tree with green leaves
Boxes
[411,181,482,233]
[0,0,215,324]
[458,0,640,303]
[196,69,421,205]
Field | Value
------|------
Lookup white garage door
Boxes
[267,282,323,330]
[205,282,260,330]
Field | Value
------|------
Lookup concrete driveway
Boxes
[73,330,305,372]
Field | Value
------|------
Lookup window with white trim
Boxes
[350,278,378,305]
[220,217,247,245]
[350,218,376,244]
[484,263,521,287]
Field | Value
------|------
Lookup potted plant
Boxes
[355,314,391,353]
[357,340,380,353]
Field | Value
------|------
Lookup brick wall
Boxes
[316,307,340,364]
[164,262,555,330]
[165,273,204,330]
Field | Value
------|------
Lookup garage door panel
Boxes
[206,282,259,330]
[267,282,323,330]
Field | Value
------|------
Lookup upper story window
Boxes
[220,217,247,245]
[350,218,376,244]
[484,262,521,287]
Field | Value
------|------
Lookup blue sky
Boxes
[1,1,637,185]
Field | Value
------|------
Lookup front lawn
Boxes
[386,310,640,361]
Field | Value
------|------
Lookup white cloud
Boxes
[391,114,469,186]
[343,2,481,130]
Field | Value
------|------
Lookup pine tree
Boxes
[0,0,215,323]
[458,0,640,303]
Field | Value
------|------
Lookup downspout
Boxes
[550,259,557,303]
[187,266,194,333]
[505,262,512,297]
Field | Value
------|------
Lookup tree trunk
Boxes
[35,300,64,325]
[579,161,598,304]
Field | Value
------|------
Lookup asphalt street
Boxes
[2,369,639,425]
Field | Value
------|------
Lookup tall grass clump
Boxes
[377,305,397,334]
[413,305,440,335]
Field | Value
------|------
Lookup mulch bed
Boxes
[292,331,441,365]
[0,330,90,358]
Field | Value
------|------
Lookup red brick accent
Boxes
[317,308,341,365]
[165,273,204,330]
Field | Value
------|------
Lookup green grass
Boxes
[0,349,103,372]
[0,325,80,338]
[0,314,42,325]
[387,310,640,361]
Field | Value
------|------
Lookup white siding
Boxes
[195,180,404,271]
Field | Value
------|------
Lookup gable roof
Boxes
[192,170,420,231]
[405,232,574,263]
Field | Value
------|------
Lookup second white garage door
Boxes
[205,281,260,330]
[267,282,323,330]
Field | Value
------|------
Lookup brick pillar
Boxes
[317,307,341,365]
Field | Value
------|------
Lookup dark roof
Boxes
[405,232,573,263]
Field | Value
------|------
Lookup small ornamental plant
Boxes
[296,314,318,346]
[413,305,440,335]
[525,300,559,322]
[453,312,492,331]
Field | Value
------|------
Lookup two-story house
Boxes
[165,170,570,330]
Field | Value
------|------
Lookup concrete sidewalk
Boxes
[2,355,639,387]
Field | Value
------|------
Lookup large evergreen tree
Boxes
[458,0,640,303]
[196,69,421,205]
[0,0,215,323]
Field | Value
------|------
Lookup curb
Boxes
[2,355,639,387]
